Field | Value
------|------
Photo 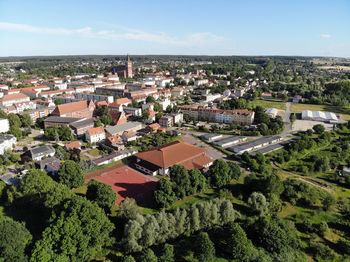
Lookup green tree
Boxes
[123,255,136,262]
[118,197,141,220]
[194,232,215,262]
[86,180,117,213]
[21,113,33,127]
[159,244,175,262]
[146,96,156,103]
[226,222,255,260]
[248,192,269,216]
[189,168,207,194]
[154,179,177,208]
[0,216,32,262]
[313,124,325,134]
[170,165,191,198]
[58,160,84,188]
[139,248,157,262]
[0,109,8,119]
[9,126,22,140]
[8,113,21,128]
[207,159,231,187]
[31,196,115,262]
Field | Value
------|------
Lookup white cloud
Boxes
[319,34,331,38]
[0,22,225,47]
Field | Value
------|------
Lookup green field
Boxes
[248,98,287,110]
[290,103,350,120]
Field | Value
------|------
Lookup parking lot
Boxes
[292,120,334,132]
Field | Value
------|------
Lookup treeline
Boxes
[154,160,241,208]
[122,198,236,253]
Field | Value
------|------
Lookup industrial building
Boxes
[301,110,338,123]
[212,136,247,148]
[200,133,223,142]
[227,136,282,155]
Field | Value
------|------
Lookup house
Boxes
[105,121,143,136]
[37,157,61,175]
[121,131,138,142]
[0,93,30,107]
[292,95,303,103]
[0,134,16,154]
[64,141,81,151]
[145,108,156,123]
[93,147,137,166]
[159,115,174,128]
[85,126,106,143]
[123,107,142,117]
[69,118,95,136]
[0,118,9,133]
[108,97,131,111]
[261,92,273,99]
[194,79,209,86]
[135,141,213,176]
[146,123,165,133]
[51,100,95,119]
[109,110,127,125]
[265,108,278,118]
[106,134,124,149]
[29,145,56,161]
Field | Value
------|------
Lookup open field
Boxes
[248,98,287,110]
[86,164,158,205]
[290,103,350,120]
[318,65,350,71]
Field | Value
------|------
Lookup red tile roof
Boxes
[87,126,105,136]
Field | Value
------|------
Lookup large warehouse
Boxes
[301,110,338,123]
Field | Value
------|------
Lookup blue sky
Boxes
[0,0,349,57]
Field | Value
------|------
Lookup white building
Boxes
[265,108,278,118]
[0,118,10,133]
[301,110,338,123]
[0,93,30,107]
[194,79,209,87]
[0,134,16,155]
[123,107,142,117]
[85,127,106,143]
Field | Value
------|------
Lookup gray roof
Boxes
[227,136,282,153]
[213,136,244,146]
[250,143,284,156]
[105,121,142,135]
[0,134,15,143]
[200,133,223,140]
[69,118,94,129]
[44,116,81,124]
[30,145,55,157]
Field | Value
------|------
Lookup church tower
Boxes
[126,54,133,78]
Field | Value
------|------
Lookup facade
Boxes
[29,145,56,161]
[0,93,30,107]
[44,116,82,129]
[0,118,10,133]
[135,141,213,176]
[159,115,174,128]
[108,97,131,111]
[51,100,95,118]
[85,126,106,143]
[0,134,16,154]
[123,107,142,117]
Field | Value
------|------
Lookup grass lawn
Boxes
[290,103,350,120]
[248,98,287,110]
[87,148,101,157]
[72,185,87,195]
[80,155,90,161]
[169,189,217,210]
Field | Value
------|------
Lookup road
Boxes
[281,102,292,137]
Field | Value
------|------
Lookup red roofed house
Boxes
[108,97,131,111]
[135,141,213,176]
[51,100,95,118]
[64,141,81,151]
[109,110,127,125]
[0,93,30,107]
[85,126,106,143]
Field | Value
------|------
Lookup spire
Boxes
[127,54,130,62]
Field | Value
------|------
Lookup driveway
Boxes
[182,133,226,161]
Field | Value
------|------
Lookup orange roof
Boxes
[52,100,93,115]
[148,123,161,130]
[1,93,29,101]
[87,126,105,136]
[135,141,208,168]
[107,135,123,144]
[65,141,81,150]
[95,100,108,107]
[182,155,213,170]
[108,97,131,108]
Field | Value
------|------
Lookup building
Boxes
[108,97,132,111]
[0,118,10,133]
[85,126,106,143]
[200,133,223,142]
[227,136,282,155]
[159,115,174,128]
[44,116,82,129]
[64,141,81,151]
[212,136,247,148]
[121,131,138,142]
[194,79,209,86]
[69,118,95,136]
[265,108,278,118]
[105,121,143,136]
[301,110,338,123]
[29,145,56,161]
[0,134,16,154]
[37,157,61,175]
[115,55,133,78]
[135,141,213,176]
[0,93,30,107]
[123,107,142,117]
[93,148,137,166]
[51,100,95,119]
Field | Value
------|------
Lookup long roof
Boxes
[135,141,208,168]
[105,121,142,135]
[52,100,91,115]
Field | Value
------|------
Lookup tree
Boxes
[189,168,207,194]
[86,179,117,213]
[123,255,136,262]
[118,197,141,220]
[54,98,63,105]
[170,165,191,198]
[139,248,157,262]
[194,232,215,262]
[8,113,21,128]
[146,96,156,103]
[21,113,33,127]
[0,216,32,262]
[226,222,255,260]
[0,109,8,119]
[9,126,22,140]
[97,105,112,126]
[159,244,174,262]
[248,192,269,216]
[313,124,325,134]
[154,102,163,112]
[31,196,115,262]
[228,162,241,180]
[154,179,177,208]
[207,159,231,187]
[58,160,84,188]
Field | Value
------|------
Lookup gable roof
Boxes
[135,141,208,168]
[52,100,93,115]
[1,93,29,102]
[86,126,105,136]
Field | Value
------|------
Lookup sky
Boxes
[0,0,349,57]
